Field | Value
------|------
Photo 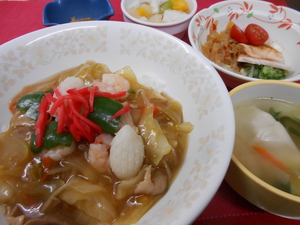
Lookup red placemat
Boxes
[0,0,292,45]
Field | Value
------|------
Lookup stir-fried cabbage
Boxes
[0,61,193,225]
[58,177,117,223]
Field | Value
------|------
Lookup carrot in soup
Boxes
[252,146,287,172]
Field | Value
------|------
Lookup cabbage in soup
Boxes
[0,61,193,225]
[234,97,300,195]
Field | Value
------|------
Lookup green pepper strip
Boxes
[30,121,74,153]
[16,89,53,120]
[88,96,123,134]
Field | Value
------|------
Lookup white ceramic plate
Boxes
[0,21,235,225]
[188,0,300,88]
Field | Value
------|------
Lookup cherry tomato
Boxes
[230,24,249,44]
[245,24,269,45]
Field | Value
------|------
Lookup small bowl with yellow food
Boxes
[121,0,197,39]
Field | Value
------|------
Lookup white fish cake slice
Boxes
[110,125,145,180]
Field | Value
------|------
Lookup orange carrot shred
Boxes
[9,102,17,114]
[252,146,287,171]
[153,106,159,115]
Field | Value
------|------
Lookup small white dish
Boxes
[121,0,198,39]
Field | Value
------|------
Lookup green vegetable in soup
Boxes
[269,107,281,121]
[273,181,292,194]
[279,117,300,137]
[269,107,300,137]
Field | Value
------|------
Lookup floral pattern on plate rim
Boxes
[0,26,109,97]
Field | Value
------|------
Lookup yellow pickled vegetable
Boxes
[136,8,149,17]
[136,3,153,18]
[170,0,189,12]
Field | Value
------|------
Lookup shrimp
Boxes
[49,77,85,117]
[57,77,85,95]
[87,133,114,173]
[42,141,75,161]
[92,73,130,99]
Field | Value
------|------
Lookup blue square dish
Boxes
[43,0,115,26]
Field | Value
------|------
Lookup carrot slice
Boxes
[153,105,159,115]
[9,102,17,114]
[252,146,287,171]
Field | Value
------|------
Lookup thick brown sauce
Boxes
[0,61,191,225]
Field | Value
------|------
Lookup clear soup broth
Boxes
[234,97,300,195]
